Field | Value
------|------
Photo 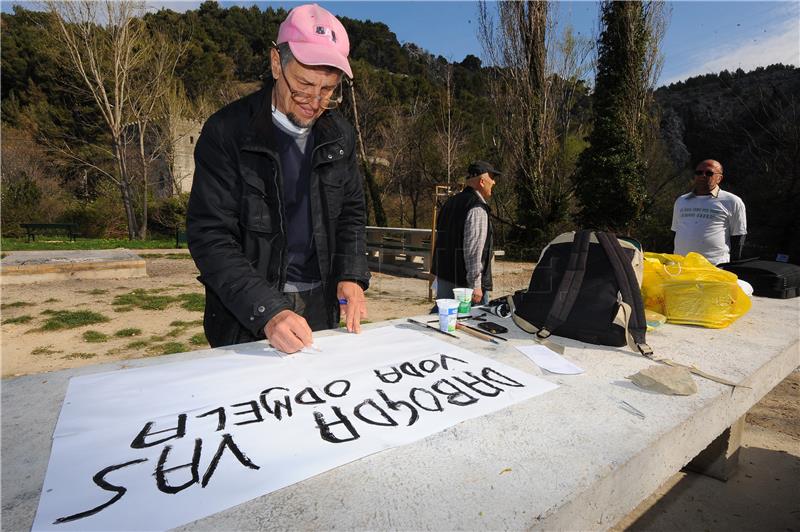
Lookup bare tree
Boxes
[46,0,186,239]
[379,107,414,226]
[479,1,593,247]
[433,64,468,186]
[634,2,668,140]
[127,31,186,239]
[348,78,387,226]
[379,97,438,227]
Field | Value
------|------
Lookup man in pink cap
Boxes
[187,4,369,354]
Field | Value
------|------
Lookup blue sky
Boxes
[5,1,799,87]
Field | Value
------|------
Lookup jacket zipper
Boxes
[310,137,345,284]
[271,163,288,290]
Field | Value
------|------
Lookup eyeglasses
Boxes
[279,73,343,109]
[694,170,720,177]
[276,51,343,110]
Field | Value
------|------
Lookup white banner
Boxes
[33,326,557,531]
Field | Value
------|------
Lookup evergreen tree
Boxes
[574,1,651,232]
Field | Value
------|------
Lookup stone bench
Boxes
[1,296,796,530]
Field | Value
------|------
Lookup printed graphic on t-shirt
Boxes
[677,205,727,222]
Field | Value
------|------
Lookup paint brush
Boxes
[406,318,459,339]
[457,322,508,341]
[455,322,500,344]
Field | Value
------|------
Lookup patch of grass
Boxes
[169,319,203,327]
[62,352,97,360]
[77,289,108,295]
[149,334,166,342]
[114,306,134,313]
[43,298,60,303]
[40,309,56,315]
[148,342,187,355]
[126,340,151,349]
[37,310,110,331]
[1,301,34,309]
[166,328,184,338]
[114,327,142,337]
[0,237,177,251]
[178,293,204,312]
[110,289,204,313]
[32,345,61,356]
[3,315,33,325]
[189,332,207,346]
[113,289,176,311]
[82,330,109,343]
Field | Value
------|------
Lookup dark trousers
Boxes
[285,285,331,331]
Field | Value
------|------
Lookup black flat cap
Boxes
[467,160,502,178]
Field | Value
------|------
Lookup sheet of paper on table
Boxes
[32,326,558,531]
[515,344,585,375]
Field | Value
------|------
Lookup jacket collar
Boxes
[240,78,343,153]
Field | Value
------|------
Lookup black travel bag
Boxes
[720,259,800,299]
[509,230,652,356]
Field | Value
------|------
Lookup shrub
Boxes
[149,193,189,237]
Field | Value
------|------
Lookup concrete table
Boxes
[2,297,797,530]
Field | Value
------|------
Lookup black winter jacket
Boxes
[187,81,370,348]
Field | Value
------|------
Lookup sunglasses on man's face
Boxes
[694,170,719,177]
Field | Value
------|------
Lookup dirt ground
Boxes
[1,251,798,529]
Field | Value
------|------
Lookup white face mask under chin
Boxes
[271,103,309,136]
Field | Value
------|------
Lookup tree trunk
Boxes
[137,128,149,240]
[113,139,139,239]
[349,81,387,226]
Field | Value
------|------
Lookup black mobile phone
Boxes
[477,321,508,335]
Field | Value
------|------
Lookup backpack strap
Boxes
[506,295,566,355]
[536,229,593,341]
[594,232,653,357]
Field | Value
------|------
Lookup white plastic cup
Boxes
[436,298,459,332]
[452,287,474,317]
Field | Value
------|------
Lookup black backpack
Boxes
[509,230,653,356]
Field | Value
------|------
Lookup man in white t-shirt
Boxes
[671,159,747,265]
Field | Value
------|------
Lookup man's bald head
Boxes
[698,159,723,174]
[693,159,724,195]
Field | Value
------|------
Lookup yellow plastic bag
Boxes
[641,252,751,329]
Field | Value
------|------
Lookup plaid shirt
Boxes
[463,190,489,289]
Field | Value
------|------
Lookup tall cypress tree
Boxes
[574,1,650,232]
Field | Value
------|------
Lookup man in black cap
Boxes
[431,160,500,305]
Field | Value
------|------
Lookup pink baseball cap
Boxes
[277,4,352,78]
